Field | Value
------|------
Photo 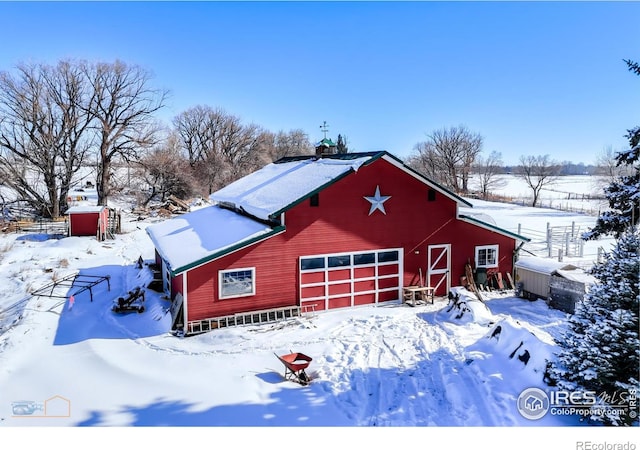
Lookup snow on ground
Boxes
[470,174,608,212]
[461,197,616,267]
[0,192,635,448]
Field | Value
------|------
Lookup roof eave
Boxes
[458,214,531,242]
[381,154,473,207]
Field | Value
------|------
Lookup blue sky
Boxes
[1,1,638,165]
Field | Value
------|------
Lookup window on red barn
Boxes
[219,268,256,299]
[475,245,499,268]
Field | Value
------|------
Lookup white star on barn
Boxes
[364,185,391,216]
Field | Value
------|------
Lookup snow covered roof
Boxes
[555,268,597,285]
[66,206,106,214]
[211,154,375,220]
[146,205,283,275]
[514,256,578,275]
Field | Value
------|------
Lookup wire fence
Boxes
[511,221,606,270]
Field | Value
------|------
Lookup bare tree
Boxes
[217,119,270,182]
[408,125,483,193]
[595,146,634,185]
[473,151,506,200]
[173,105,216,167]
[173,106,273,194]
[0,61,92,218]
[336,134,349,154]
[134,132,195,206]
[46,61,95,213]
[81,60,168,206]
[515,154,561,207]
[406,144,444,184]
[265,129,314,161]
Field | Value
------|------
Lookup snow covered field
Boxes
[0,183,635,447]
[471,173,608,214]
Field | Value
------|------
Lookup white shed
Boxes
[514,256,579,300]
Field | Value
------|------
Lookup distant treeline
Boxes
[501,162,599,176]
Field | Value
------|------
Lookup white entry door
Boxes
[427,244,451,296]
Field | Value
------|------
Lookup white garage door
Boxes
[299,248,403,312]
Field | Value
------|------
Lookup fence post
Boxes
[579,240,584,258]
[571,221,576,238]
[547,222,552,257]
[565,233,570,256]
[558,248,563,262]
[598,246,604,263]
[518,223,522,236]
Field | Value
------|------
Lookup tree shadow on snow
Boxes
[73,358,587,427]
[16,233,66,242]
[53,264,171,345]
[76,381,345,427]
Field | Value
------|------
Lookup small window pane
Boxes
[478,250,487,266]
[328,255,351,267]
[354,253,375,265]
[378,250,399,263]
[301,257,325,270]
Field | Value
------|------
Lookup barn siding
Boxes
[444,221,517,286]
[183,158,519,322]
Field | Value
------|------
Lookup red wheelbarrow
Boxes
[275,351,312,385]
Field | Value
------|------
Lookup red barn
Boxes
[66,206,109,239]
[146,151,528,334]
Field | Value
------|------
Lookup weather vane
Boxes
[320,121,329,139]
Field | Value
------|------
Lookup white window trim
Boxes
[475,245,499,268]
[218,267,256,300]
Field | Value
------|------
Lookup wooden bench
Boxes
[402,286,435,306]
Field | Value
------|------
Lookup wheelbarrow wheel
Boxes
[298,370,310,385]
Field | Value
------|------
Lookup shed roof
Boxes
[514,256,578,275]
[554,268,597,285]
[66,206,106,214]
[146,205,283,275]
